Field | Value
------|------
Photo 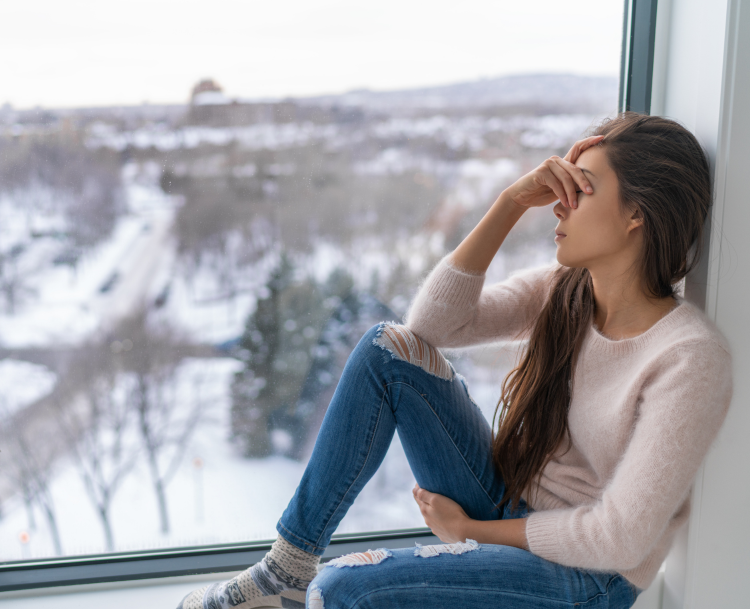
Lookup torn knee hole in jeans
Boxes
[308,584,325,609]
[373,323,454,381]
[414,539,479,558]
[327,548,392,568]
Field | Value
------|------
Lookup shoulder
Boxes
[471,261,562,323]
[488,259,562,297]
[656,298,732,360]
[636,300,734,416]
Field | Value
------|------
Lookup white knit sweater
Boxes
[403,255,734,590]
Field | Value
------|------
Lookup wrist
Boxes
[496,189,529,216]
[458,517,477,543]
[457,517,529,551]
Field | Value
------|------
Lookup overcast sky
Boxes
[1,0,624,109]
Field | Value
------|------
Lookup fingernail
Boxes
[586,187,592,193]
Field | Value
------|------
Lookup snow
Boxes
[0,161,258,347]
[86,122,339,153]
[159,270,259,344]
[84,113,599,156]
[0,360,57,416]
[0,201,152,347]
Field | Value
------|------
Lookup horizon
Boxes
[4,71,619,112]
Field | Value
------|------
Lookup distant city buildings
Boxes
[187,78,334,126]
[190,79,230,106]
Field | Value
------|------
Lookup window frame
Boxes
[0,0,656,592]
[619,0,659,113]
[0,528,439,592]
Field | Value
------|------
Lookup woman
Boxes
[177,112,733,609]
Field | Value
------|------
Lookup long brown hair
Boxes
[491,112,712,512]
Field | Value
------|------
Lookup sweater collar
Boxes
[587,295,694,355]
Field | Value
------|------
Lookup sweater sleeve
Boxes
[524,339,734,572]
[403,255,559,349]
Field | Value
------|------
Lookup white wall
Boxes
[653,0,750,607]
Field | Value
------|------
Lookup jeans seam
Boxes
[574,573,626,606]
[277,522,326,553]
[313,384,388,549]
[386,380,498,511]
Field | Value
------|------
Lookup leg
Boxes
[278,321,511,556]
[308,543,640,609]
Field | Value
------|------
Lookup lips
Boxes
[555,231,567,237]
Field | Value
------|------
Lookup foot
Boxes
[177,536,320,609]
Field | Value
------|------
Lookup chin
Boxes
[554,249,586,269]
[555,249,574,267]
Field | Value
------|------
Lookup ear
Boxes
[626,206,644,232]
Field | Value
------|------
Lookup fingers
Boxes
[413,485,431,522]
[412,484,432,505]
[545,156,593,209]
[540,158,579,208]
[564,134,604,163]
[412,483,422,503]
[546,158,577,208]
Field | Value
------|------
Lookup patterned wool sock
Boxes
[177,535,320,609]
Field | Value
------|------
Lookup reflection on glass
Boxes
[0,36,621,565]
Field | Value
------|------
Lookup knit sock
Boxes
[176,535,320,609]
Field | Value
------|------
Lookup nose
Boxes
[553,201,567,220]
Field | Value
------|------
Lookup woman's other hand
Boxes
[504,134,604,210]
[412,483,472,544]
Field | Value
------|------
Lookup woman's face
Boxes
[553,145,642,269]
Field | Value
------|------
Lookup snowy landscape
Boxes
[0,73,617,561]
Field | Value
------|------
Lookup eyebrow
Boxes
[580,168,596,179]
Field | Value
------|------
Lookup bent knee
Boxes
[373,323,454,381]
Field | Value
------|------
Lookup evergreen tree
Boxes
[231,253,399,459]
[231,252,322,457]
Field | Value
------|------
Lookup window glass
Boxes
[0,0,623,560]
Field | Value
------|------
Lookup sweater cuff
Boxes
[524,510,565,563]
[423,256,485,310]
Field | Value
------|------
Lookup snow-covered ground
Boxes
[0,162,265,348]
[84,114,601,155]
[0,359,57,417]
[0,176,173,346]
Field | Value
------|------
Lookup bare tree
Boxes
[0,398,64,555]
[131,371,202,534]
[55,345,139,552]
[113,309,201,535]
[11,436,63,556]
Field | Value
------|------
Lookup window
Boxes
[0,0,629,584]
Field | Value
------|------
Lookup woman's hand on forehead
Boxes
[565,135,604,164]
[503,134,603,210]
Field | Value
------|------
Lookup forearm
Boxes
[461,517,529,551]
[448,190,527,275]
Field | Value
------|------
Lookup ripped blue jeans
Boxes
[277,322,642,608]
